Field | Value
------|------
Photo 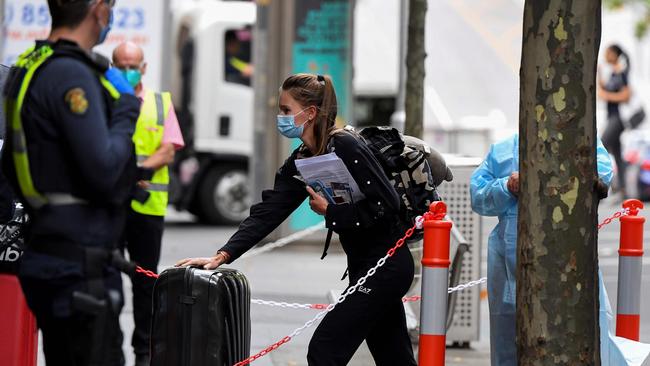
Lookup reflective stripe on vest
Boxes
[130,90,172,216]
[6,45,120,209]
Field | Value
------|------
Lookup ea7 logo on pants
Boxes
[0,245,22,262]
[359,286,372,295]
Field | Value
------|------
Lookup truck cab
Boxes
[170,1,256,224]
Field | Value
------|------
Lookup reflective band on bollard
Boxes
[419,202,451,366]
[616,199,645,341]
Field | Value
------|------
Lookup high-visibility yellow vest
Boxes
[130,90,172,216]
[5,44,120,209]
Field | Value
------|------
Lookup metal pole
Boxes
[251,0,295,239]
[390,0,408,132]
[616,199,645,341]
[419,201,451,365]
[0,0,5,63]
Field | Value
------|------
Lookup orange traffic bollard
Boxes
[419,202,452,365]
[616,199,645,341]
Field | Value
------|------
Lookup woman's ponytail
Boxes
[314,75,338,155]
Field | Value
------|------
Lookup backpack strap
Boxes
[321,126,358,259]
[320,229,349,281]
[326,125,361,153]
[321,228,333,260]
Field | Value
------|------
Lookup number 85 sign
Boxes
[4,0,147,29]
[3,0,166,91]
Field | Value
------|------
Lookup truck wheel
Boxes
[198,165,251,225]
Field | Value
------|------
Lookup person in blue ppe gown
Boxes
[470,134,644,366]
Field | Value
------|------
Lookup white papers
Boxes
[295,152,365,204]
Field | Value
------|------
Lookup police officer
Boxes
[2,1,140,365]
[112,41,184,365]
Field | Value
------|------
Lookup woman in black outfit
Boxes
[176,74,417,365]
[598,44,631,197]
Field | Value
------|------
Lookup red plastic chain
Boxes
[233,336,292,366]
[130,207,628,365]
[402,295,422,303]
[136,266,159,279]
[598,209,627,230]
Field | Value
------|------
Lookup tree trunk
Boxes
[517,1,601,365]
[404,0,427,138]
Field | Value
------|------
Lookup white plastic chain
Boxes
[448,277,487,293]
[240,222,326,259]
[250,277,488,310]
[251,299,314,310]
[415,215,424,230]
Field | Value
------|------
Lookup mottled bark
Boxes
[517,1,601,365]
[404,0,427,138]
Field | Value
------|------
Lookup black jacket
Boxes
[220,132,403,269]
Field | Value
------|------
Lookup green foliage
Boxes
[604,0,650,38]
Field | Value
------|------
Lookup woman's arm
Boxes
[218,170,308,261]
[598,85,631,103]
[176,152,308,268]
[470,144,517,217]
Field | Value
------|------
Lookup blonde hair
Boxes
[281,73,338,155]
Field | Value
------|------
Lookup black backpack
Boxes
[320,126,453,259]
[356,126,452,230]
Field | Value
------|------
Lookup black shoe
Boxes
[135,354,150,366]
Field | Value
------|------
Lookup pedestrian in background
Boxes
[177,73,417,366]
[112,41,185,366]
[2,0,140,364]
[599,44,632,199]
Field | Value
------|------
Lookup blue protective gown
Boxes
[470,134,616,365]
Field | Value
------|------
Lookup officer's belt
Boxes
[44,193,88,206]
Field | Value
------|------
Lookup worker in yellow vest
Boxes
[112,41,185,366]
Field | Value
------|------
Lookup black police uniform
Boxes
[2,40,140,366]
[219,132,417,366]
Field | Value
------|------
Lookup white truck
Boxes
[1,0,401,225]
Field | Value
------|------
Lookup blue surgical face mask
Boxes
[120,69,142,88]
[276,108,309,139]
[97,9,114,45]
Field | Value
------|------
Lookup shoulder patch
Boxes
[65,87,89,115]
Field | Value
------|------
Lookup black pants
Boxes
[121,209,164,356]
[602,113,626,191]
[307,245,417,366]
[20,274,124,366]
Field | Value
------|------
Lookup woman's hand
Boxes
[175,251,229,270]
[506,172,519,197]
[306,186,329,215]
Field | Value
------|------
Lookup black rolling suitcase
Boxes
[150,267,251,366]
